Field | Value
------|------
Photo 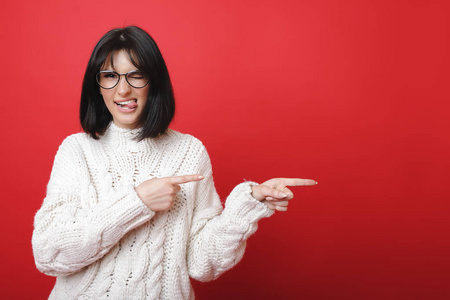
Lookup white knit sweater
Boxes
[32,123,274,300]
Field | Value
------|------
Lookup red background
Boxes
[1,0,449,299]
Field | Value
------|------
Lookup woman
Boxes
[32,26,317,299]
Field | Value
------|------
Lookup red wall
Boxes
[1,0,449,299]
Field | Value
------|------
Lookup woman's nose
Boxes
[117,76,131,96]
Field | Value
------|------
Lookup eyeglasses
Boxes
[96,70,149,89]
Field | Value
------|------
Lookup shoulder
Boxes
[154,129,213,175]
[60,132,91,144]
[49,133,94,182]
[56,132,96,157]
[157,129,207,152]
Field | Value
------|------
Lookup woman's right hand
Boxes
[135,175,204,211]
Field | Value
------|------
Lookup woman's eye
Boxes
[129,72,146,79]
[104,73,117,79]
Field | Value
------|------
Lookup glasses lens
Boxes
[126,71,149,88]
[97,71,119,89]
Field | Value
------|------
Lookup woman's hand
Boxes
[135,175,204,211]
[251,178,317,212]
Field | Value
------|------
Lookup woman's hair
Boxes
[80,26,175,140]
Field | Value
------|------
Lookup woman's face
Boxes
[99,50,149,129]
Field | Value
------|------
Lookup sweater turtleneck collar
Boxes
[102,122,145,149]
[108,122,142,137]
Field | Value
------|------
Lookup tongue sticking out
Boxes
[117,100,137,109]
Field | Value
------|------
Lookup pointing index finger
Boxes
[169,175,205,185]
[282,178,318,187]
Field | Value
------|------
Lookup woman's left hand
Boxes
[251,178,317,212]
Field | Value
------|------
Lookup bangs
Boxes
[101,48,144,71]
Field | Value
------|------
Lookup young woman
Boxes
[32,26,317,300]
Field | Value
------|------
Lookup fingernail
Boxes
[315,181,318,185]
[198,175,204,179]
[280,193,287,198]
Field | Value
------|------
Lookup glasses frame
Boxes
[96,70,150,89]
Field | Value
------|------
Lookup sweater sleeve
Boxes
[186,145,275,282]
[32,136,155,277]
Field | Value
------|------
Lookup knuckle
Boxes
[170,185,180,195]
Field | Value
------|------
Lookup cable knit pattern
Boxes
[32,123,274,299]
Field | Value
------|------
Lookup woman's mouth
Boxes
[115,99,137,110]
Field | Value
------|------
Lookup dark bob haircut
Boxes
[80,26,175,140]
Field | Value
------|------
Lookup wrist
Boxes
[250,184,264,201]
